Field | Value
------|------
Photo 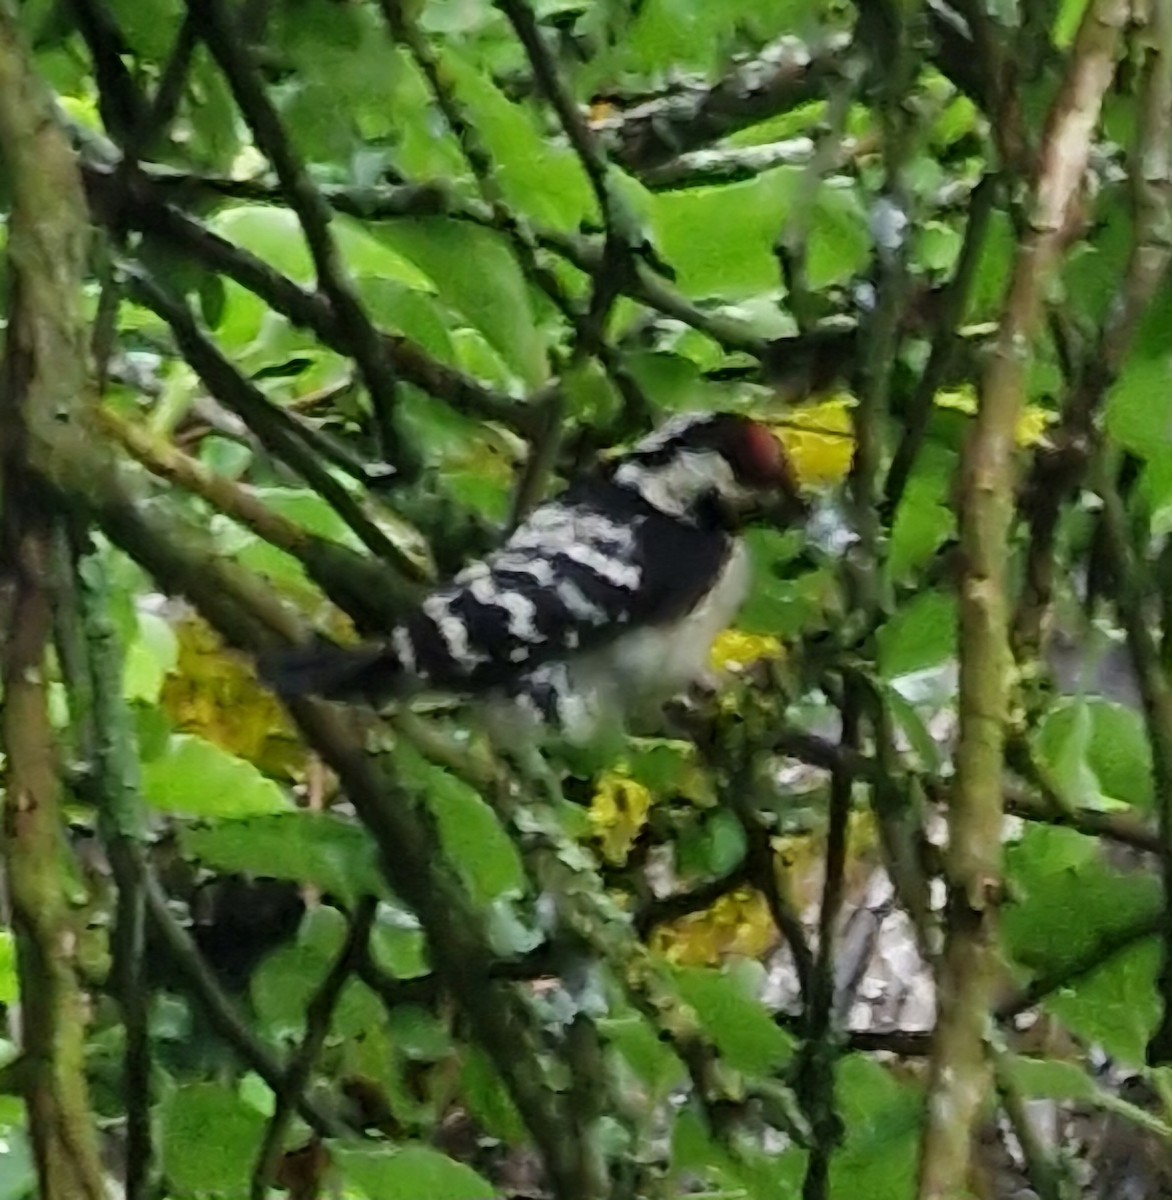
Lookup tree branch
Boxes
[121,265,428,591]
[0,7,110,1195]
[919,4,1129,1194]
[100,406,425,632]
[65,531,153,1200]
[188,0,419,478]
[83,165,537,433]
[1015,2,1172,669]
[594,33,851,173]
[143,875,348,1137]
[250,897,378,1200]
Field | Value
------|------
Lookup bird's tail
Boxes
[258,638,403,703]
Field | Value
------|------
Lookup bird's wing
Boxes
[399,486,732,694]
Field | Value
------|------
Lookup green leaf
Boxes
[612,0,818,77]
[440,50,595,231]
[123,609,179,704]
[141,734,291,819]
[334,1143,496,1200]
[1036,697,1153,810]
[106,0,182,60]
[884,686,944,774]
[387,1006,453,1060]
[161,1083,267,1195]
[670,1105,802,1200]
[652,168,868,300]
[965,208,1015,323]
[252,907,385,1040]
[0,935,16,1006]
[459,1047,527,1143]
[599,1013,686,1099]
[888,447,955,582]
[1003,825,1161,1061]
[375,219,548,388]
[676,809,746,878]
[212,206,431,292]
[1107,351,1172,459]
[1046,939,1161,1066]
[396,744,527,905]
[652,169,799,299]
[0,1127,34,1200]
[370,909,430,980]
[185,47,241,171]
[357,278,455,362]
[1054,0,1091,47]
[1062,205,1134,330]
[1005,1053,1172,1138]
[1004,1055,1099,1104]
[1004,825,1159,972]
[269,0,403,158]
[738,526,832,639]
[806,179,871,289]
[831,1055,921,1198]
[877,592,957,679]
[180,812,385,905]
[672,965,795,1074]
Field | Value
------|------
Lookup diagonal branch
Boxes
[188,0,419,478]
[83,165,536,433]
[250,897,378,1200]
[121,264,427,591]
[101,406,424,631]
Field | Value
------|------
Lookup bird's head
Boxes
[608,411,805,527]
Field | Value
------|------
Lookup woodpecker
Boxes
[262,411,804,745]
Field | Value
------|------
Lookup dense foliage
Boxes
[1,0,1172,1197]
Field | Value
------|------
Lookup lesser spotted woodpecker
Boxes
[263,411,803,744]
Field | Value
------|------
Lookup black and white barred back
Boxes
[263,411,802,744]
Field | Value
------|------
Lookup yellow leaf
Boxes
[650,887,778,967]
[160,618,306,780]
[934,384,1052,447]
[773,397,856,486]
[1014,405,1052,447]
[710,629,784,673]
[771,388,1051,492]
[588,771,654,865]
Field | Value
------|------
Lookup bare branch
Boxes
[594,34,851,173]
[188,0,418,478]
[919,3,1129,1194]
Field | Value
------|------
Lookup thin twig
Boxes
[121,265,428,584]
[91,10,199,388]
[776,78,858,333]
[797,693,856,1200]
[250,898,378,1200]
[85,168,535,432]
[189,0,417,478]
[143,876,347,1137]
[992,1041,1069,1200]
[883,174,998,517]
[1091,458,1172,1064]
